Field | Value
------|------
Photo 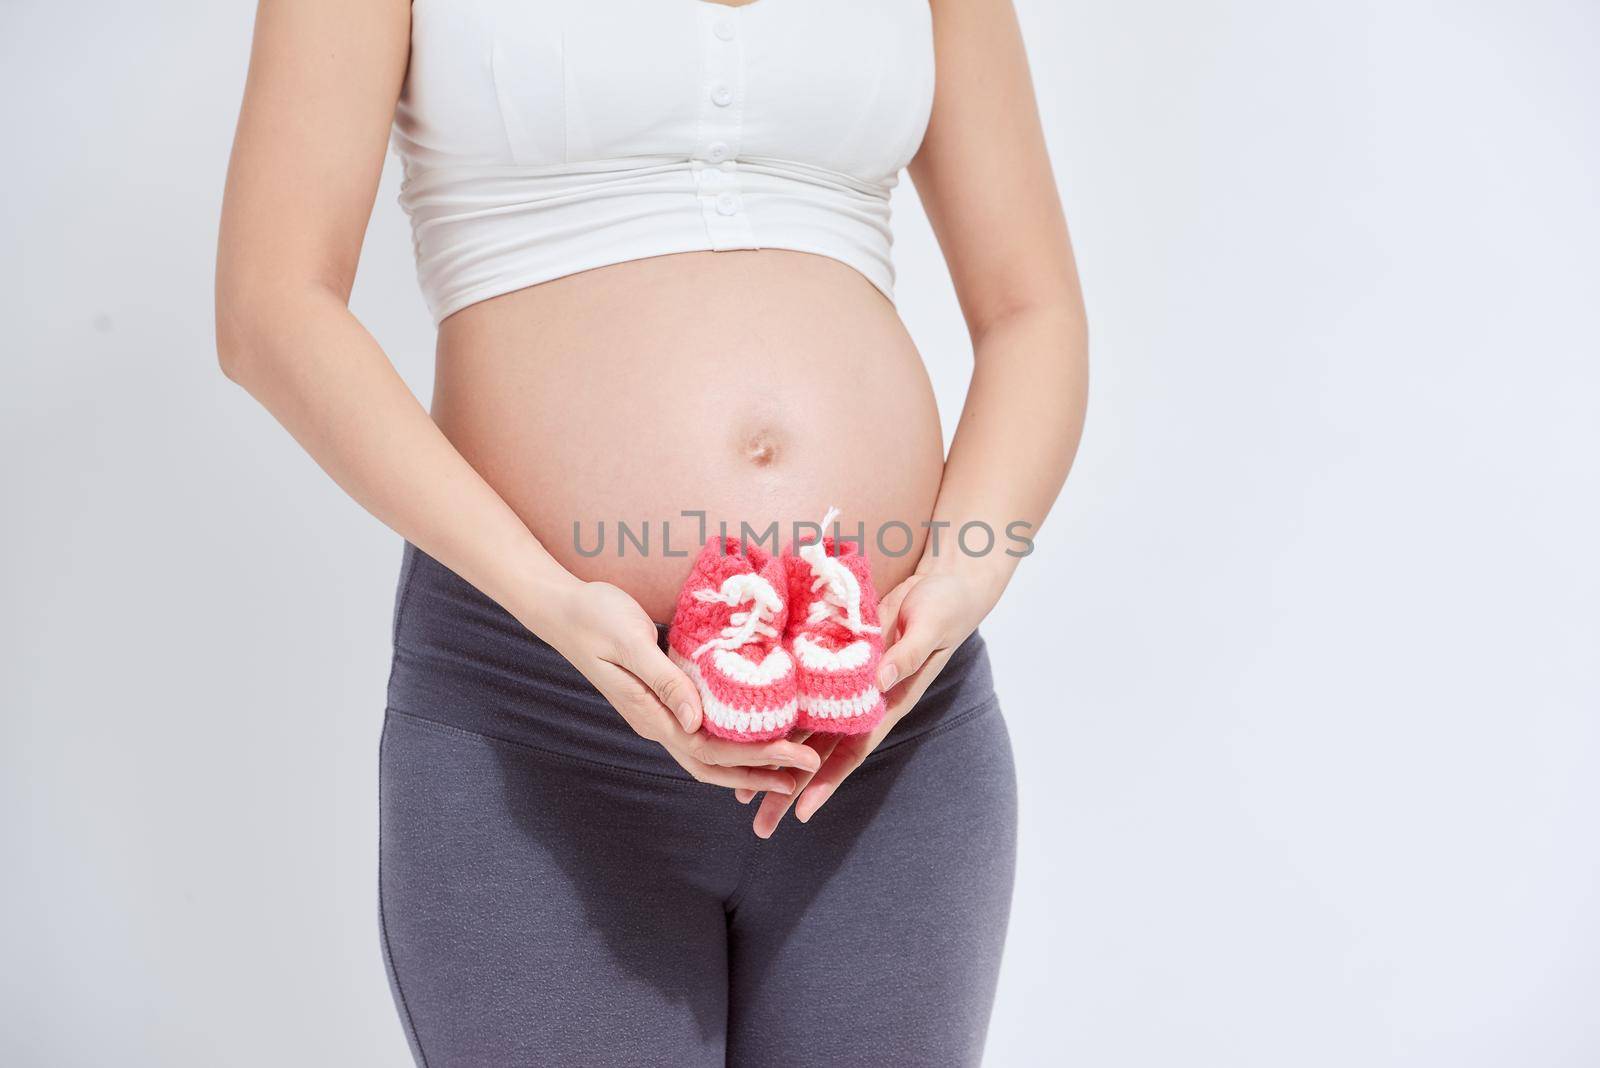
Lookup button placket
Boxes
[693,4,754,249]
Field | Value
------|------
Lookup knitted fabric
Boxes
[667,537,798,741]
[783,514,887,735]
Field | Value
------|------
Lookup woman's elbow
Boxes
[214,261,270,382]
[214,292,253,383]
[213,276,305,385]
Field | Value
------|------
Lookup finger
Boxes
[734,729,817,805]
[884,646,956,723]
[877,613,943,694]
[609,635,702,733]
[875,577,916,645]
[586,661,683,745]
[795,732,876,823]
[673,757,798,794]
[754,734,840,837]
[687,734,822,773]
[707,767,797,793]
[795,648,957,823]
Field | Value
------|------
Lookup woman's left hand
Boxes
[736,566,1003,837]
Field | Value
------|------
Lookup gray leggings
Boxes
[380,545,1018,1066]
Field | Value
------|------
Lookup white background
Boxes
[4,1,1597,1064]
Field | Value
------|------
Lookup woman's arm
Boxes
[748,0,1088,832]
[216,0,571,639]
[885,0,1089,655]
[216,0,818,791]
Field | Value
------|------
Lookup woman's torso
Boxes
[433,249,944,622]
[397,0,945,622]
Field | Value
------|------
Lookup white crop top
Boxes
[390,0,936,323]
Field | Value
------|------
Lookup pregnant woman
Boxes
[216,0,1086,1063]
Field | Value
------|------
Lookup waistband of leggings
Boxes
[384,543,999,780]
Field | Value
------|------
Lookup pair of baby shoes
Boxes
[667,509,886,742]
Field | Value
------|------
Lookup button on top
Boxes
[706,141,731,163]
[715,192,739,216]
[713,19,737,41]
[710,84,733,107]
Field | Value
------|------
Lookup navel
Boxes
[743,430,780,468]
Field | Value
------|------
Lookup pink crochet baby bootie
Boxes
[784,508,887,735]
[668,537,798,742]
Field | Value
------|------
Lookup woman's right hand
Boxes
[538,580,819,792]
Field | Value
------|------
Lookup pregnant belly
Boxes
[431,249,947,623]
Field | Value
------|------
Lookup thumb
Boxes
[877,605,940,694]
[614,636,702,733]
[875,574,921,648]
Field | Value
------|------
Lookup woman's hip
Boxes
[384,542,1002,781]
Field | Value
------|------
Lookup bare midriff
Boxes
[431,249,946,623]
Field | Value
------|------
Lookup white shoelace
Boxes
[800,507,882,638]
[691,572,784,659]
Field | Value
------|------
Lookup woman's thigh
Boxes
[725,701,1019,1067]
[378,711,746,1068]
